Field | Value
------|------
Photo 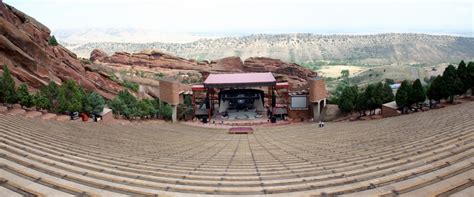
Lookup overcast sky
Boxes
[4,0,473,35]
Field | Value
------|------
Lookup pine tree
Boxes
[83,92,105,114]
[382,82,394,103]
[57,80,84,113]
[17,84,33,108]
[337,85,358,113]
[427,75,443,108]
[0,64,17,105]
[396,80,411,113]
[161,104,173,120]
[33,93,50,110]
[468,62,474,93]
[411,79,425,109]
[364,83,382,115]
[48,35,59,46]
[109,90,139,119]
[109,97,126,118]
[39,81,60,111]
[355,90,367,117]
[374,82,384,111]
[441,65,458,103]
[456,60,469,95]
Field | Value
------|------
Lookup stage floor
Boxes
[214,109,266,121]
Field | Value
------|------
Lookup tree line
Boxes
[396,61,474,113]
[108,90,174,120]
[336,81,394,116]
[0,64,194,121]
[0,64,105,115]
[423,61,472,107]
[335,60,474,116]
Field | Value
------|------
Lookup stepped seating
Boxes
[0,102,472,196]
[24,111,42,118]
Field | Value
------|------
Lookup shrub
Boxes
[48,35,59,46]
[0,64,17,104]
[33,93,50,111]
[17,84,33,108]
[83,92,105,114]
[161,104,173,120]
[39,81,59,111]
[123,80,139,92]
[57,80,85,113]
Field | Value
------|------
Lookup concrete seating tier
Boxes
[0,102,473,196]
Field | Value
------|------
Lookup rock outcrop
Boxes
[92,49,317,88]
[0,1,122,99]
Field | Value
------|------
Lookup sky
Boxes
[4,0,474,36]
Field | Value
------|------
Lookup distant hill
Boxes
[66,33,474,64]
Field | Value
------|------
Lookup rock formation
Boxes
[91,49,317,88]
[0,1,122,99]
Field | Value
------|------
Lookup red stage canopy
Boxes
[203,72,276,88]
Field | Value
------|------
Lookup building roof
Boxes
[382,101,399,109]
[203,72,276,88]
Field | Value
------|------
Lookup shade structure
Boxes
[203,72,276,88]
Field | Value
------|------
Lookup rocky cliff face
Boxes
[91,49,317,88]
[0,1,122,99]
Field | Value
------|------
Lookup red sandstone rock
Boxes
[0,2,122,97]
[93,51,317,88]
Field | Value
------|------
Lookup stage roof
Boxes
[204,72,276,88]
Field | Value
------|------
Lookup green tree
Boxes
[0,64,17,105]
[355,90,367,117]
[382,82,394,103]
[48,35,59,46]
[39,81,60,111]
[410,79,426,110]
[161,103,173,120]
[468,62,474,93]
[364,84,377,115]
[83,92,105,114]
[441,65,459,103]
[385,78,395,85]
[374,82,384,111]
[33,93,49,110]
[330,79,350,104]
[337,85,359,113]
[396,80,411,114]
[57,80,85,113]
[427,75,443,108]
[17,84,33,108]
[109,90,139,119]
[123,80,139,92]
[340,69,350,78]
[138,99,155,119]
[109,97,127,118]
[456,60,469,95]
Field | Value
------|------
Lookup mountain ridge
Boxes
[66,33,474,65]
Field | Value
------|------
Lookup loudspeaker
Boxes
[271,94,276,107]
[205,97,210,109]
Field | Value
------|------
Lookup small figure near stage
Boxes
[319,121,325,128]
